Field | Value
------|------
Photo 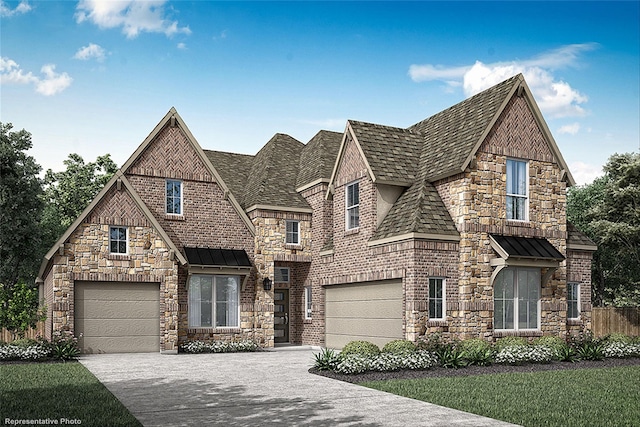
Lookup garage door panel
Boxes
[76,300,159,319]
[76,318,159,337]
[79,336,160,354]
[325,283,402,302]
[75,281,159,354]
[325,280,403,350]
[325,300,401,318]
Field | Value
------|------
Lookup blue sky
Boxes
[1,1,638,185]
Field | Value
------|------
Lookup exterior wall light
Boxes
[263,278,272,291]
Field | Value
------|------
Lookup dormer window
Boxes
[166,179,182,215]
[346,181,360,230]
[506,159,528,221]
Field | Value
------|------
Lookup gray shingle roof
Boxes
[567,222,597,249]
[243,133,310,210]
[296,130,342,189]
[204,150,254,205]
[411,74,520,181]
[372,180,459,240]
[349,121,423,185]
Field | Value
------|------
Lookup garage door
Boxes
[75,281,160,353]
[325,280,403,349]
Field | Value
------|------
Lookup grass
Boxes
[0,362,142,427]
[362,366,640,427]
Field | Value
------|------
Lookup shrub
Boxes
[9,338,39,348]
[180,340,259,354]
[533,336,569,360]
[0,342,50,361]
[332,350,438,374]
[334,354,371,374]
[495,345,553,365]
[495,336,528,352]
[417,332,451,353]
[340,340,380,357]
[605,333,633,344]
[50,330,80,361]
[602,341,640,358]
[460,338,493,366]
[382,339,417,355]
[313,348,340,371]
[556,345,578,362]
[437,346,468,369]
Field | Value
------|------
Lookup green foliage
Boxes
[437,346,468,368]
[313,348,340,371]
[181,340,259,353]
[533,336,569,360]
[494,336,528,351]
[416,332,453,352]
[555,345,578,362]
[0,282,46,339]
[605,333,633,344]
[567,152,640,306]
[341,340,381,356]
[363,366,640,427]
[41,153,118,250]
[0,123,44,286]
[382,339,417,355]
[50,330,81,361]
[568,329,605,361]
[9,338,39,348]
[460,338,493,366]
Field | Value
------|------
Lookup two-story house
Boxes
[38,74,596,353]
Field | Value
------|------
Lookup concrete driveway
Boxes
[80,347,517,427]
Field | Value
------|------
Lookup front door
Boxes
[274,289,289,343]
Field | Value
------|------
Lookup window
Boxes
[429,278,446,320]
[494,268,540,330]
[304,286,312,319]
[286,221,299,245]
[346,181,360,230]
[274,267,290,283]
[166,179,182,215]
[506,159,528,221]
[109,226,127,254]
[188,275,240,328]
[567,283,580,319]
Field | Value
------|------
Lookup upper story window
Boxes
[109,226,127,254]
[286,220,300,245]
[567,283,580,319]
[166,179,182,215]
[429,278,446,320]
[346,181,360,230]
[506,159,528,221]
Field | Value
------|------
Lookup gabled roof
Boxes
[567,222,597,251]
[296,130,342,191]
[371,180,459,244]
[243,133,311,212]
[37,172,187,280]
[204,150,254,206]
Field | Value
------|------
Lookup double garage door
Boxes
[325,280,403,349]
[75,281,160,353]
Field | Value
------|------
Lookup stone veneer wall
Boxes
[432,95,577,340]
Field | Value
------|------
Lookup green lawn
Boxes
[363,366,640,427]
[0,362,142,427]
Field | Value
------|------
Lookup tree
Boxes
[41,153,118,250]
[567,152,640,306]
[0,123,43,287]
[0,282,46,340]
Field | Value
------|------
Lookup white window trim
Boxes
[345,180,360,230]
[285,220,300,245]
[304,286,312,320]
[428,277,446,320]
[494,267,541,332]
[567,282,581,320]
[166,179,184,215]
[109,226,128,255]
[506,158,529,222]
[188,275,241,329]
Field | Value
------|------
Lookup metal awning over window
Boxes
[489,235,564,286]
[184,247,253,289]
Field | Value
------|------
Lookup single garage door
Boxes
[75,281,160,353]
[325,280,403,349]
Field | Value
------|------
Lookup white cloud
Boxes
[75,0,191,39]
[409,43,596,118]
[557,123,581,135]
[1,57,72,96]
[0,0,32,17]
[177,42,187,50]
[569,161,603,186]
[73,43,107,62]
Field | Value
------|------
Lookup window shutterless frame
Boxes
[304,286,312,319]
[428,278,446,320]
[109,226,128,254]
[567,282,580,319]
[506,159,528,221]
[345,180,360,230]
[285,220,300,245]
[166,179,183,215]
[494,267,541,331]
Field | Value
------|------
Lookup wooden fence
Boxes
[592,307,640,337]
[1,321,45,342]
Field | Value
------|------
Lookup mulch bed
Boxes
[310,357,640,384]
